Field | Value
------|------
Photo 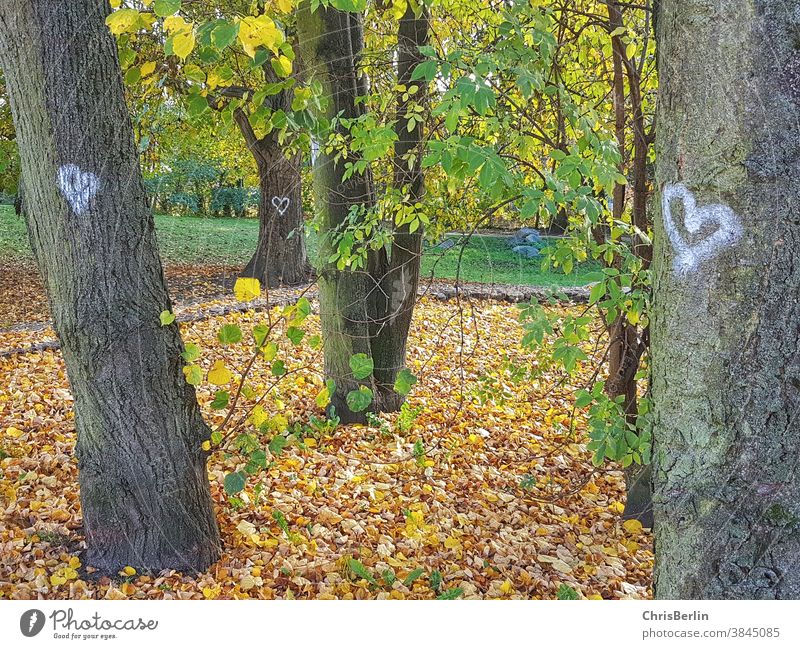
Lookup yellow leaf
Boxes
[5,426,24,438]
[140,60,157,76]
[208,360,233,386]
[201,440,211,451]
[622,518,643,534]
[106,9,140,35]
[609,501,625,514]
[121,566,136,576]
[50,573,66,586]
[238,15,283,58]
[588,593,603,600]
[68,556,81,569]
[276,0,294,12]
[163,15,189,33]
[500,579,513,595]
[110,0,122,7]
[272,54,292,77]
[172,29,196,61]
[234,276,261,301]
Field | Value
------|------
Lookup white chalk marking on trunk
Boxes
[271,196,290,216]
[662,183,743,275]
[57,165,100,215]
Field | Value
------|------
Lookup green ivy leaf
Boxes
[349,353,374,380]
[393,368,418,396]
[346,386,373,412]
[159,310,176,326]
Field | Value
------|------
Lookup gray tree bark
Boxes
[652,0,800,598]
[0,0,220,574]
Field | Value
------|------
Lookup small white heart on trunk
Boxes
[271,196,290,216]
[57,164,100,215]
[662,183,743,275]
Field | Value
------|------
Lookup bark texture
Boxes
[652,0,800,598]
[298,2,428,422]
[0,0,220,573]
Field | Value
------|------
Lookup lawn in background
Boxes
[0,205,597,287]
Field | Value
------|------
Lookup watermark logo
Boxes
[20,609,45,637]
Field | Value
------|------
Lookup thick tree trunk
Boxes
[0,0,220,573]
[298,2,428,421]
[298,3,381,423]
[652,0,800,598]
[233,110,311,288]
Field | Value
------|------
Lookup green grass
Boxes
[0,205,596,287]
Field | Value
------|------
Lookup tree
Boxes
[652,0,800,598]
[108,0,311,287]
[297,0,429,421]
[0,0,220,573]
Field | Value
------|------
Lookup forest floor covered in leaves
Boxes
[0,290,653,599]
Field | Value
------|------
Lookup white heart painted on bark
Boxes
[57,164,100,215]
[271,196,290,216]
[662,183,743,275]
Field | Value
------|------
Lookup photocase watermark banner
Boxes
[1,601,799,647]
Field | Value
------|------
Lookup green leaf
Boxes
[218,323,243,345]
[403,568,424,586]
[249,449,268,469]
[348,559,377,585]
[211,390,229,410]
[411,60,437,82]
[556,584,580,600]
[211,21,238,50]
[346,386,373,412]
[429,570,442,592]
[181,342,200,362]
[187,93,208,117]
[382,569,396,586]
[269,435,287,456]
[349,353,374,380]
[154,0,181,17]
[182,364,202,386]
[286,326,305,345]
[393,368,417,396]
[436,587,464,600]
[159,310,176,326]
[223,471,246,495]
[271,360,287,377]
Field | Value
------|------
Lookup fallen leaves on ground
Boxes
[0,294,652,599]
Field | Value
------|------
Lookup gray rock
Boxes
[511,245,542,259]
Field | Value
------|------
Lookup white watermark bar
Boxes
[1,600,799,647]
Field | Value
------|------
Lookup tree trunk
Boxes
[0,0,220,574]
[298,1,428,421]
[298,3,379,422]
[371,4,430,411]
[652,0,800,598]
[233,104,311,289]
[603,0,653,527]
